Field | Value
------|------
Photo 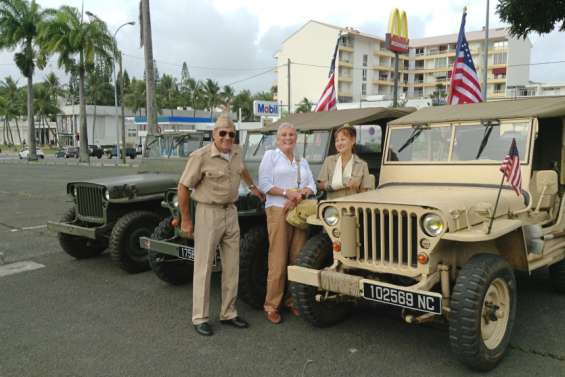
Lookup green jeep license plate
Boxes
[361,280,442,314]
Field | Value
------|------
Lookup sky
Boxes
[0,0,564,93]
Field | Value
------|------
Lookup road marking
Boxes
[0,261,45,278]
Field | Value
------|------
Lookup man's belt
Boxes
[198,202,236,209]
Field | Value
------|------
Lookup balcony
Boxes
[338,76,353,82]
[338,45,354,53]
[338,60,353,68]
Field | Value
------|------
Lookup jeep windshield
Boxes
[244,131,330,163]
[145,133,208,159]
[386,121,530,163]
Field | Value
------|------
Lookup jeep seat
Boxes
[530,170,560,221]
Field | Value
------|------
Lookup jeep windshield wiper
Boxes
[475,124,495,159]
[168,135,190,158]
[252,135,265,156]
[397,126,425,153]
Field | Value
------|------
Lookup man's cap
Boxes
[214,115,236,130]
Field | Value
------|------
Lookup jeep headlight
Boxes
[171,194,179,208]
[322,206,340,226]
[421,213,445,237]
[104,189,110,201]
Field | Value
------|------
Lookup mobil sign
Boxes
[253,100,279,117]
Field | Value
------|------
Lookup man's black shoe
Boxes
[194,322,213,336]
[220,316,249,329]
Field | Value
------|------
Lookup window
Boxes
[355,125,382,153]
[362,54,368,67]
[362,69,367,81]
[415,47,424,56]
[387,125,452,162]
[361,83,367,96]
[434,57,447,68]
[415,60,424,69]
[493,41,508,49]
[493,52,507,65]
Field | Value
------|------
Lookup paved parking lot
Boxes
[0,163,564,377]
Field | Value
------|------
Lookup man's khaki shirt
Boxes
[179,143,243,204]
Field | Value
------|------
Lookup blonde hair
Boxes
[276,122,296,136]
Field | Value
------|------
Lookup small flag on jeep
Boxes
[500,138,522,195]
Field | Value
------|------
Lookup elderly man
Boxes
[178,115,262,336]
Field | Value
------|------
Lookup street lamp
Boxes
[112,21,135,164]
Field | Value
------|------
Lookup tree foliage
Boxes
[497,0,565,38]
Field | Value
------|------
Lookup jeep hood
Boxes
[328,184,528,230]
[69,173,178,198]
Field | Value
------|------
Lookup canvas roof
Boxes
[389,96,565,125]
[264,107,414,132]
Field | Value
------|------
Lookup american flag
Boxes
[500,138,522,196]
[314,36,340,112]
[448,11,483,105]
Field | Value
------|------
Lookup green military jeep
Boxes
[47,131,211,273]
[139,108,413,307]
[288,97,565,370]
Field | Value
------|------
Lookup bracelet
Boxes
[249,184,256,190]
[282,190,287,198]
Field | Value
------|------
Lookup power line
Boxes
[226,67,278,86]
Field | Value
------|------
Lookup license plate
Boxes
[178,246,195,261]
[361,280,442,315]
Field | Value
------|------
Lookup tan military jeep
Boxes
[288,96,565,371]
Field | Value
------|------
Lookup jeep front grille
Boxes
[76,185,105,223]
[349,206,419,268]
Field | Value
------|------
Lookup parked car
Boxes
[55,148,66,158]
[287,96,565,371]
[46,131,212,273]
[106,146,137,159]
[88,145,104,159]
[18,148,45,159]
[64,147,80,158]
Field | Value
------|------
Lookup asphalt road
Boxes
[0,163,564,377]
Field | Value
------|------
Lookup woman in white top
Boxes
[258,122,316,324]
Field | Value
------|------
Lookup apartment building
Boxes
[275,20,532,109]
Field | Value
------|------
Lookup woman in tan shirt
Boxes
[318,124,372,199]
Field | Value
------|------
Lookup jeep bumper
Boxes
[47,221,110,239]
[139,236,181,258]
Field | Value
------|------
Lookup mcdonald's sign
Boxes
[385,8,409,54]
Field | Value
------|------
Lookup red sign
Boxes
[386,33,409,54]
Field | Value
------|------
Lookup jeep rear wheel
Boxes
[239,224,269,309]
[449,254,517,371]
[549,259,565,293]
[148,217,193,285]
[109,211,161,273]
[290,233,352,327]
[58,208,107,259]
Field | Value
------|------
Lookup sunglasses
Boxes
[218,130,236,139]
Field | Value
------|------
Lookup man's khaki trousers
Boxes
[192,203,239,325]
[264,206,308,313]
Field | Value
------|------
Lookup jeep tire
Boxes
[109,211,161,273]
[290,233,352,327]
[449,254,517,371]
[58,208,107,259]
[148,216,193,285]
[549,259,565,293]
[238,224,269,309]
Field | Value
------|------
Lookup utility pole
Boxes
[141,0,158,134]
[119,53,127,164]
[287,58,291,114]
[482,0,490,101]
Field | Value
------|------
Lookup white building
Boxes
[275,20,532,110]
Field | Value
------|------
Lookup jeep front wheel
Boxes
[238,224,269,309]
[290,233,352,327]
[148,217,193,285]
[109,211,161,273]
[449,254,517,371]
[58,208,107,259]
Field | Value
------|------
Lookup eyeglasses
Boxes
[218,130,236,139]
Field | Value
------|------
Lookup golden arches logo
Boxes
[388,9,408,39]
[386,8,409,53]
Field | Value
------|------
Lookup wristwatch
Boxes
[249,184,256,190]
[282,190,287,198]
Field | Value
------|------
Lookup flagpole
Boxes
[487,174,505,234]
[482,0,490,101]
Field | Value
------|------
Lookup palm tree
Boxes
[232,90,254,121]
[124,79,146,116]
[295,97,313,113]
[0,76,23,144]
[34,83,60,144]
[0,0,50,160]
[221,85,235,112]
[43,72,64,143]
[86,60,113,142]
[39,6,115,162]
[202,79,221,119]
[157,74,179,115]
